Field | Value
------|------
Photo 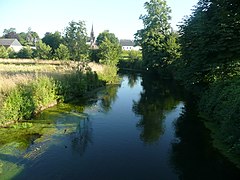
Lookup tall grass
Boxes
[0,59,107,126]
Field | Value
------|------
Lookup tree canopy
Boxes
[178,0,240,86]
[135,0,180,74]
[97,31,121,66]
[42,31,63,54]
[63,20,88,61]
[96,30,119,46]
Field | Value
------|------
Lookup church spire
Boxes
[90,24,95,41]
[90,24,96,49]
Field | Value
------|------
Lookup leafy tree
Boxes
[18,32,28,46]
[135,0,180,74]
[96,30,119,46]
[3,28,19,39]
[35,40,52,59]
[42,31,63,54]
[98,37,121,66]
[0,46,9,58]
[54,44,70,60]
[17,46,33,59]
[25,27,39,46]
[178,0,240,86]
[63,20,88,61]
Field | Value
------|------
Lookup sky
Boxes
[0,0,198,39]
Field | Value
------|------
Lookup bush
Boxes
[54,44,70,60]
[0,76,58,125]
[0,46,9,58]
[199,78,240,161]
[17,46,33,59]
[98,65,119,84]
[57,68,104,100]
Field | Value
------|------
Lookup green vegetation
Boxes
[133,0,240,166]
[63,20,89,61]
[118,50,143,70]
[135,0,180,75]
[175,0,240,166]
[54,44,70,60]
[199,79,240,167]
[0,60,111,126]
[0,46,12,58]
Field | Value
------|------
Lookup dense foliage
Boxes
[0,76,57,124]
[63,20,89,61]
[118,50,143,70]
[0,67,105,126]
[42,31,63,55]
[199,79,240,165]
[135,0,180,74]
[177,0,240,86]
[177,0,240,166]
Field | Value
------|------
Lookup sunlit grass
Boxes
[0,59,103,93]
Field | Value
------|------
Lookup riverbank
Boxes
[0,59,118,127]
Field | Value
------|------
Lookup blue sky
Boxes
[0,0,198,39]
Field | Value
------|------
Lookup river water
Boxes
[1,73,240,179]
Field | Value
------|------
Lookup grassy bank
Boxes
[0,59,118,126]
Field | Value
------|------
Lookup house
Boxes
[119,39,141,51]
[0,38,23,52]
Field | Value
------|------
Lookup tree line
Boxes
[135,0,240,167]
[0,21,122,66]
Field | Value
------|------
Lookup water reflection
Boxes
[70,117,92,156]
[171,97,240,179]
[98,85,118,113]
[128,73,139,88]
[132,74,181,144]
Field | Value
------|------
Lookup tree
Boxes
[17,46,33,59]
[35,40,52,59]
[54,44,70,60]
[0,46,9,58]
[98,38,121,66]
[178,0,240,86]
[135,0,180,74]
[3,28,18,39]
[26,28,40,46]
[42,31,63,54]
[96,30,119,46]
[18,32,28,46]
[63,20,88,61]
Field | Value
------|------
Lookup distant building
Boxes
[0,38,23,52]
[87,25,98,49]
[120,39,141,51]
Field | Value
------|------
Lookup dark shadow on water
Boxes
[171,96,240,180]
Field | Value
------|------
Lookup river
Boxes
[0,73,240,179]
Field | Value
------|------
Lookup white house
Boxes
[120,39,141,51]
[0,38,23,52]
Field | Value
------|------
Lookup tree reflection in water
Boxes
[99,85,118,113]
[70,116,92,156]
[132,74,181,144]
[128,73,139,88]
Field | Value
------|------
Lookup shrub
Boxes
[199,78,240,159]
[0,46,9,58]
[54,44,70,60]
[0,76,58,125]
[17,46,33,59]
